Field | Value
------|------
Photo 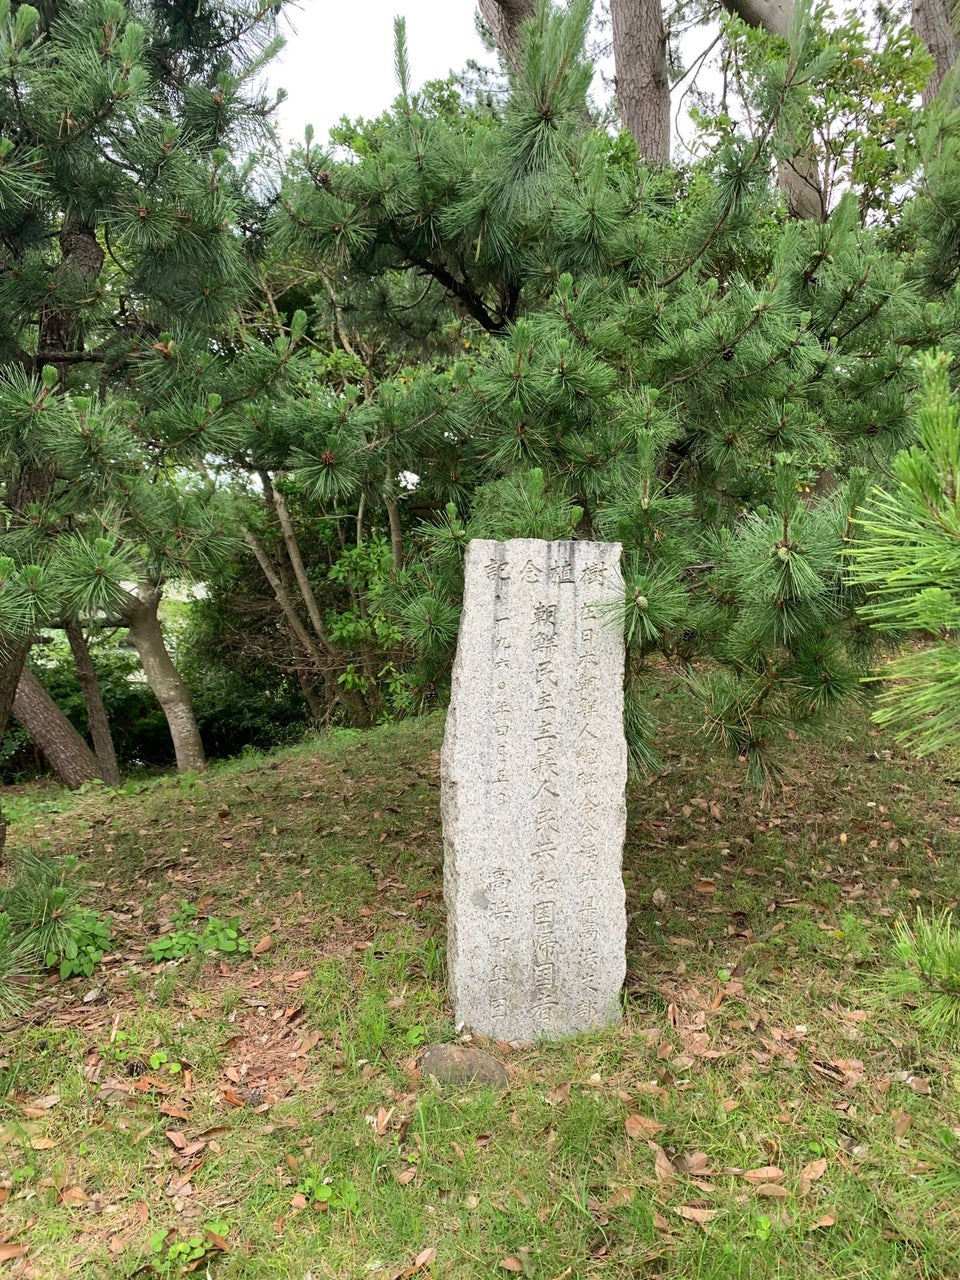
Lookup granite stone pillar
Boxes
[442,538,627,1042]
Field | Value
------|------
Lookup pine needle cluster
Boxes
[882,909,960,1043]
[847,352,960,754]
[269,0,958,773]
[0,850,111,1016]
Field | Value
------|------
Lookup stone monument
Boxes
[441,538,627,1043]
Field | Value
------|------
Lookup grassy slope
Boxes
[2,682,960,1280]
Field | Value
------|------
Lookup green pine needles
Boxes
[847,352,960,755]
[884,910,960,1043]
[266,0,958,775]
[0,852,112,1014]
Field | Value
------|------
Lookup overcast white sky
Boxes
[268,2,491,146]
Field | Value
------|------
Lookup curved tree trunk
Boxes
[720,0,790,38]
[0,219,107,841]
[913,0,960,104]
[722,0,826,220]
[478,0,537,73]
[13,664,102,788]
[0,641,30,856]
[610,0,670,164]
[65,621,120,785]
[123,584,206,772]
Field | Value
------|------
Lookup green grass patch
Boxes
[1,697,960,1277]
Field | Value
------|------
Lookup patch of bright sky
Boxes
[267,4,722,161]
[268,2,491,147]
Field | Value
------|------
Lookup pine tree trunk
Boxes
[65,621,120,785]
[477,0,537,73]
[721,0,826,220]
[124,584,206,772]
[610,0,671,164]
[912,0,960,104]
[242,527,367,722]
[242,526,331,674]
[720,0,790,38]
[384,451,405,571]
[13,664,102,788]
[37,218,104,382]
[0,216,108,832]
[776,154,826,221]
[270,478,339,651]
[0,641,30,856]
[260,472,346,717]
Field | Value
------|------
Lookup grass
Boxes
[2,680,960,1279]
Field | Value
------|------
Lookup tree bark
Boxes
[384,450,405,571]
[776,153,826,221]
[482,0,809,195]
[38,218,104,384]
[296,662,326,722]
[0,218,107,841]
[123,583,206,772]
[0,641,30,856]
[242,526,370,724]
[270,478,340,654]
[13,664,102,788]
[242,526,331,673]
[242,527,345,715]
[912,0,960,104]
[722,0,826,220]
[610,0,671,164]
[720,0,790,39]
[477,0,537,74]
[65,621,121,785]
[480,0,674,164]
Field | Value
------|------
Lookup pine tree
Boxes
[268,2,960,778]
[0,0,280,817]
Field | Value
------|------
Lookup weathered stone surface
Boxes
[418,1043,510,1089]
[442,538,627,1043]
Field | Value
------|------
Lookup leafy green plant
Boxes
[45,907,111,980]
[749,1213,775,1243]
[882,909,960,1041]
[148,1220,231,1275]
[98,1030,133,1068]
[146,901,251,963]
[296,1170,360,1213]
[98,1032,184,1076]
[148,1048,183,1076]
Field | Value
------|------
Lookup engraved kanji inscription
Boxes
[442,539,626,1042]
